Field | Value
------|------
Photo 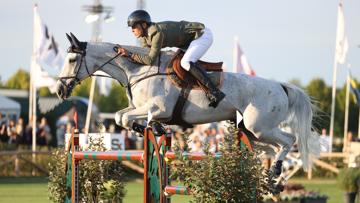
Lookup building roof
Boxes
[0,93,21,115]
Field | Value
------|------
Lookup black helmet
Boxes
[127,10,151,27]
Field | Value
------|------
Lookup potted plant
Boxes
[337,167,360,203]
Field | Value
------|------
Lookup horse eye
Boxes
[69,58,76,63]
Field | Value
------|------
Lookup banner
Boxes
[232,36,256,76]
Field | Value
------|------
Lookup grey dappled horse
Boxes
[56,33,320,175]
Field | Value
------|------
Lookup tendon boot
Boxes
[189,62,225,108]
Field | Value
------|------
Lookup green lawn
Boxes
[0,177,343,203]
[288,178,342,203]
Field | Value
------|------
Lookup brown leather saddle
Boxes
[166,50,224,89]
[164,50,224,128]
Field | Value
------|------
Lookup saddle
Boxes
[164,50,224,128]
[166,50,224,89]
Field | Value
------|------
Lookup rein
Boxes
[59,46,174,100]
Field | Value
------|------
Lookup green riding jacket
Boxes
[131,21,205,65]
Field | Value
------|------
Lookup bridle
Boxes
[58,44,173,100]
[58,45,126,92]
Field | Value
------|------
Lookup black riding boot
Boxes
[189,62,225,108]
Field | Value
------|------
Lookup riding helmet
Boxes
[127,10,151,27]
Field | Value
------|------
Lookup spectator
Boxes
[66,122,73,134]
[7,119,17,145]
[0,119,8,144]
[56,116,69,147]
[319,128,331,152]
[16,117,24,145]
[191,137,203,153]
[208,137,217,153]
[37,117,51,147]
[24,118,33,147]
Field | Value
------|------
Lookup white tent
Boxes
[0,94,21,118]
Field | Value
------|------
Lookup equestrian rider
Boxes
[118,10,225,108]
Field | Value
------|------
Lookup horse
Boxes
[56,33,320,176]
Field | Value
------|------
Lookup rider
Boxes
[118,10,225,108]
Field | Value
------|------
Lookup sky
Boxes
[0,0,359,87]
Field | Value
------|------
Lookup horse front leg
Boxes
[114,106,135,127]
[121,96,173,129]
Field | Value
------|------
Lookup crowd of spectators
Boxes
[122,122,227,153]
[0,113,53,150]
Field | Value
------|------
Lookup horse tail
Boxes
[281,83,320,171]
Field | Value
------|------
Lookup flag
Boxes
[350,78,360,106]
[335,3,348,64]
[31,4,64,92]
[33,4,64,70]
[232,36,256,76]
[31,58,57,93]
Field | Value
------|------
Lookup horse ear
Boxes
[66,33,73,46]
[70,32,80,48]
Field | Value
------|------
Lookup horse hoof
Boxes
[270,160,283,177]
[151,122,166,137]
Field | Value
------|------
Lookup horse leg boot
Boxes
[189,62,225,108]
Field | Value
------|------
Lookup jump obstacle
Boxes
[65,124,253,203]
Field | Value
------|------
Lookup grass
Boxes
[0,177,343,203]
[289,178,342,203]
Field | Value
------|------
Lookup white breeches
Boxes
[180,27,213,71]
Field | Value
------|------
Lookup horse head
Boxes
[56,33,89,100]
[56,33,130,100]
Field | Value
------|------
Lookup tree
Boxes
[71,79,128,113]
[305,78,332,131]
[288,78,303,88]
[71,78,101,105]
[98,82,128,113]
[38,87,53,97]
[5,69,30,90]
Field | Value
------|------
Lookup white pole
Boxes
[84,0,102,134]
[358,110,360,139]
[329,0,345,152]
[28,78,33,123]
[329,59,338,153]
[343,70,350,152]
[31,82,37,176]
[31,4,37,176]
[84,77,96,134]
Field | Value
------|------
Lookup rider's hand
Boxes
[118,48,130,57]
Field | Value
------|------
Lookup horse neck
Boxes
[88,43,170,84]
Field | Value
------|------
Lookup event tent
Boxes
[0,94,21,119]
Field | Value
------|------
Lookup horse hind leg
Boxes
[256,128,296,177]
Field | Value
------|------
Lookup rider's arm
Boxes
[132,28,163,65]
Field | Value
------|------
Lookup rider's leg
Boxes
[180,28,225,108]
[188,62,225,108]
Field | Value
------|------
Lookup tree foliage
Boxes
[98,82,128,112]
[305,78,332,131]
[5,69,30,90]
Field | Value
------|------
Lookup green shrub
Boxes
[337,167,360,193]
[48,136,126,203]
[171,123,269,203]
